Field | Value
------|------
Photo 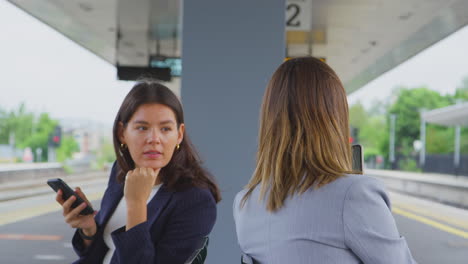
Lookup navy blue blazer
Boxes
[72,163,217,264]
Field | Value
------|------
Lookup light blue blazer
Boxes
[233,174,417,264]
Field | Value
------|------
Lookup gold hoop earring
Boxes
[176,144,180,150]
[120,143,127,150]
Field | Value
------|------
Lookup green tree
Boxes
[0,107,7,144]
[426,125,454,154]
[349,101,387,162]
[360,115,388,160]
[0,104,79,162]
[57,135,80,162]
[454,76,468,154]
[93,139,116,170]
[349,101,368,129]
[454,76,468,100]
[351,82,468,171]
[0,103,34,146]
[388,87,452,156]
[18,113,58,162]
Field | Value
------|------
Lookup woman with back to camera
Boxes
[55,81,221,263]
[233,57,417,264]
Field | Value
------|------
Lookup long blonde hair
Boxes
[242,57,353,212]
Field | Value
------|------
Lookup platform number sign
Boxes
[286,0,311,31]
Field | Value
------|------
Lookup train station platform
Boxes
[0,166,108,202]
[1,163,468,210]
[367,169,468,209]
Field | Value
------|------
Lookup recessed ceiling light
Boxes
[78,3,93,12]
[398,12,413,20]
[123,41,134,48]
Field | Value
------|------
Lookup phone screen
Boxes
[352,144,363,174]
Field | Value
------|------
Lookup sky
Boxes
[347,25,468,108]
[1,1,468,125]
[0,1,132,126]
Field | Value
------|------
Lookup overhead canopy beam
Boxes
[419,102,467,174]
[421,102,468,126]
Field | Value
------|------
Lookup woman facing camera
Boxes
[234,57,417,264]
[55,81,221,263]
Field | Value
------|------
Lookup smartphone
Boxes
[352,144,363,174]
[47,178,94,215]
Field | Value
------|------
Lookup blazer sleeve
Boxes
[71,161,118,262]
[343,177,417,264]
[110,187,217,264]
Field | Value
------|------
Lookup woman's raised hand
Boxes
[124,167,161,206]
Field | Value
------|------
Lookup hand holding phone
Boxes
[47,178,94,215]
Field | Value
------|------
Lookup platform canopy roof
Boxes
[7,0,468,92]
[422,102,468,126]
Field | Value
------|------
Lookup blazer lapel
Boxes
[147,185,174,225]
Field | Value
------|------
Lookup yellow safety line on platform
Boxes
[0,192,103,226]
[393,202,468,230]
[393,207,468,240]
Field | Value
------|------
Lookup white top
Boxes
[102,184,162,264]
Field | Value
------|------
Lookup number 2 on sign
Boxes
[286,4,300,27]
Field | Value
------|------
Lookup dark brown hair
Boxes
[242,57,352,211]
[112,80,221,202]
